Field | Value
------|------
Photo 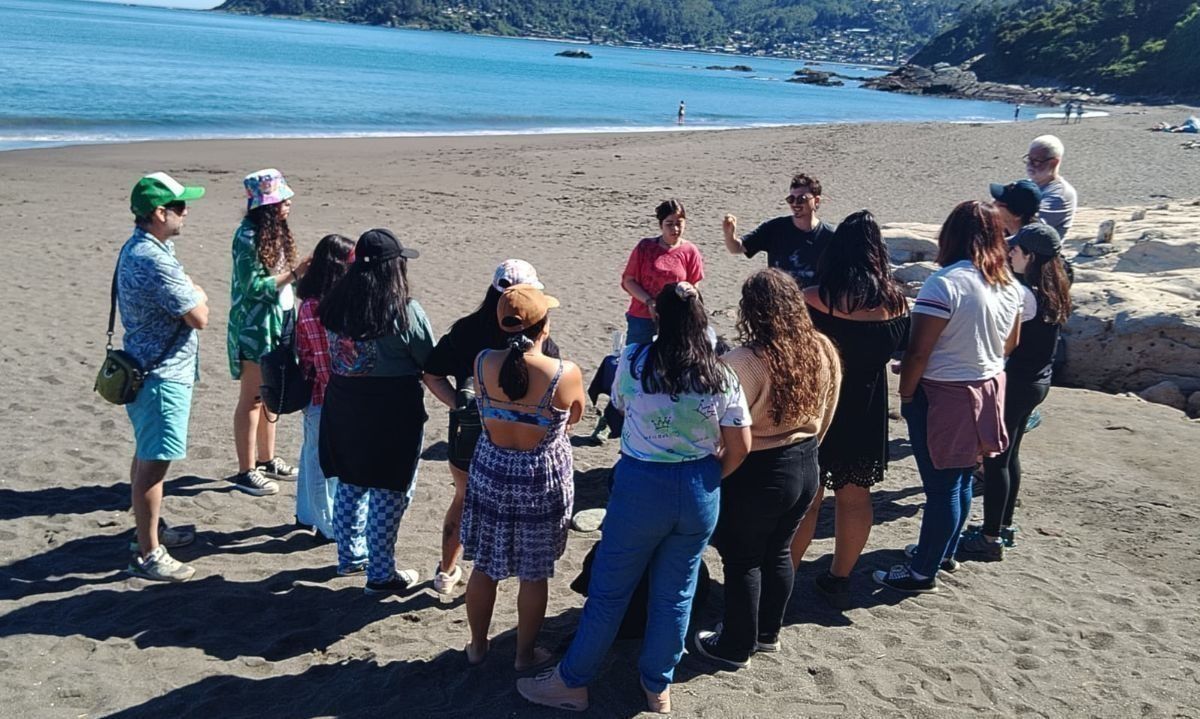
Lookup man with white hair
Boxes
[1024,135,1077,238]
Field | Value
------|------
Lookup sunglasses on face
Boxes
[785,193,814,205]
[1023,154,1052,167]
[163,201,187,215]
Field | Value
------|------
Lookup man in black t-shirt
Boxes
[722,173,836,287]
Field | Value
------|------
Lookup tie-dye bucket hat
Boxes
[244,168,295,210]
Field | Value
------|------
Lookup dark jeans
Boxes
[712,438,819,661]
[981,380,1049,535]
[903,386,975,578]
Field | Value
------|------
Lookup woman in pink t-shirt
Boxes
[620,199,705,345]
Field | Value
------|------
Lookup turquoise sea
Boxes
[0,0,1018,151]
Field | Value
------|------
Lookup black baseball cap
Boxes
[989,179,1042,219]
[1013,222,1063,256]
[355,228,419,265]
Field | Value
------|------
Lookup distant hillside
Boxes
[215,0,968,64]
[911,0,1200,98]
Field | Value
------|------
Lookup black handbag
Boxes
[259,309,312,416]
[94,265,185,405]
[448,377,482,466]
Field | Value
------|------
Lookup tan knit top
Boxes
[723,335,842,452]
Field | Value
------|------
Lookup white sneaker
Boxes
[128,546,195,582]
[433,564,464,595]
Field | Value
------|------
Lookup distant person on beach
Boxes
[227,169,311,497]
[119,172,209,582]
[1025,135,1077,238]
[989,179,1043,236]
[677,100,685,124]
[958,223,1072,561]
[1074,103,1084,123]
[460,284,584,671]
[790,211,911,610]
[319,229,431,594]
[621,199,705,345]
[423,260,562,598]
[723,173,836,287]
[518,282,750,714]
[294,233,355,546]
[876,201,1023,594]
[693,268,841,669]
[1013,103,1021,121]
[1063,101,1073,124]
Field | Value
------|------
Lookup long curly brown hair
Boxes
[736,268,837,426]
[247,203,296,272]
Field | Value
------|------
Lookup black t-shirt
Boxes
[742,217,836,286]
[1005,291,1061,384]
[424,312,560,387]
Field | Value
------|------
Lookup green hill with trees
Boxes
[911,0,1200,98]
[215,0,962,63]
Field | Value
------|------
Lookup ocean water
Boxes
[0,0,1017,151]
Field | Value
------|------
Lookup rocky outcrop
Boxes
[787,69,844,87]
[864,62,1114,106]
[706,65,753,72]
[882,200,1200,411]
[555,50,592,59]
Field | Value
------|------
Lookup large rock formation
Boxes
[882,200,1200,414]
[863,62,1113,107]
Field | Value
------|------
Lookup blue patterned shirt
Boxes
[116,228,201,385]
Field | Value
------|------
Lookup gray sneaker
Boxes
[128,546,195,582]
[128,518,195,553]
[229,468,279,496]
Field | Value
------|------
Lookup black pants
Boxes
[981,380,1050,535]
[712,438,819,661]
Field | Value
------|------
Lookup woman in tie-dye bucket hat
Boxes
[226,168,311,497]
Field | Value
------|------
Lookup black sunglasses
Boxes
[163,201,187,214]
[785,193,814,205]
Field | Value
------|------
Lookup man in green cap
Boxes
[119,172,209,582]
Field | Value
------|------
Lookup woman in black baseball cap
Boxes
[318,228,431,595]
[959,222,1072,561]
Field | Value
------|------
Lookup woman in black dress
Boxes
[790,210,910,610]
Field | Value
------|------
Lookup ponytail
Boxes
[498,320,545,400]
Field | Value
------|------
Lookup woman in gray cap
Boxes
[959,223,1071,561]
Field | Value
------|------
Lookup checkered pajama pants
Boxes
[333,481,415,583]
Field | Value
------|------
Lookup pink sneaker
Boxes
[516,665,588,712]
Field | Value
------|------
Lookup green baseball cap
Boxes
[130,172,206,218]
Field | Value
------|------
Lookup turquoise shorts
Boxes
[126,378,193,461]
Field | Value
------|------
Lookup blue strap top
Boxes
[476,350,565,428]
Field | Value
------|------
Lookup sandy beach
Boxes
[2,105,1199,718]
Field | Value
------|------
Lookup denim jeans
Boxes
[297,403,338,540]
[903,386,975,577]
[625,314,656,345]
[560,455,721,694]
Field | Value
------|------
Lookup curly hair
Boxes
[247,203,297,272]
[736,268,837,426]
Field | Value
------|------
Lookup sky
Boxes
[84,0,222,8]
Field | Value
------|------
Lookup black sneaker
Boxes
[692,630,749,669]
[957,531,1004,561]
[904,543,959,573]
[872,564,938,594]
[228,468,279,496]
[966,524,1018,548]
[814,572,851,611]
[256,457,298,479]
[364,569,420,596]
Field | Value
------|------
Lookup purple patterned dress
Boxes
[460,354,574,581]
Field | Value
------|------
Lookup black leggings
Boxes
[981,380,1049,536]
[711,437,819,661]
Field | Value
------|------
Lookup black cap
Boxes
[990,179,1043,219]
[1013,222,1063,256]
[355,228,419,265]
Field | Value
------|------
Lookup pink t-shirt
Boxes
[622,237,705,319]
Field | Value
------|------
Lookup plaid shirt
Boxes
[296,298,332,406]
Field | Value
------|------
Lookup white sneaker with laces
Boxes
[433,564,464,596]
